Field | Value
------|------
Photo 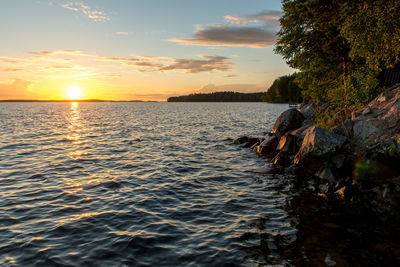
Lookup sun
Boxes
[66,86,82,100]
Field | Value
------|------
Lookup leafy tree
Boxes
[262,73,302,103]
[275,0,400,109]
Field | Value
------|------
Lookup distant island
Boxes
[0,99,157,102]
[167,91,265,102]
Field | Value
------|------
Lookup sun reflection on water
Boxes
[66,102,82,145]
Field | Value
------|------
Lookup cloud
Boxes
[27,50,81,56]
[224,10,281,26]
[171,10,280,48]
[171,26,276,48]
[115,32,131,36]
[223,74,237,78]
[158,55,233,73]
[60,2,110,22]
[99,55,234,73]
[0,68,24,72]
[0,79,34,99]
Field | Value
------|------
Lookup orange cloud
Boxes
[0,79,34,99]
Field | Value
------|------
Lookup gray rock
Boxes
[299,103,315,120]
[330,119,354,138]
[352,119,387,148]
[272,109,305,138]
[302,119,313,127]
[294,126,347,174]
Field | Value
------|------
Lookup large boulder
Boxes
[331,119,354,139]
[272,109,305,138]
[294,126,347,174]
[288,125,312,147]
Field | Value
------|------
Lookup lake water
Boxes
[0,102,298,266]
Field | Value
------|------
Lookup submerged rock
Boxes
[242,137,262,148]
[233,136,248,145]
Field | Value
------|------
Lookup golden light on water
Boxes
[66,86,82,100]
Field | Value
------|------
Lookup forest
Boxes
[167,92,264,102]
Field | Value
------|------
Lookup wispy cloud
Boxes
[60,1,110,22]
[99,55,234,73]
[171,10,281,48]
[0,68,24,72]
[115,32,131,36]
[27,50,81,56]
[224,10,281,26]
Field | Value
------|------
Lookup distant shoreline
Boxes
[0,99,158,102]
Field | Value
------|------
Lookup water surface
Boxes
[0,102,294,266]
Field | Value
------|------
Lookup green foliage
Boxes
[340,1,400,71]
[262,73,302,103]
[275,0,400,112]
[167,91,264,102]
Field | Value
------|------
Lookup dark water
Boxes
[0,102,298,266]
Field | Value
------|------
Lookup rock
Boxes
[315,167,336,183]
[330,119,354,139]
[352,119,388,149]
[233,136,248,144]
[302,119,313,127]
[243,137,261,148]
[288,125,312,147]
[299,103,315,120]
[285,164,297,175]
[335,186,347,199]
[271,151,290,167]
[250,142,260,151]
[331,154,346,169]
[272,109,305,138]
[277,132,298,154]
[351,110,362,120]
[362,107,372,115]
[294,126,347,174]
[256,135,278,156]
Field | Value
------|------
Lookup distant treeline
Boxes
[167,91,264,102]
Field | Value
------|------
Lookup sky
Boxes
[0,0,293,101]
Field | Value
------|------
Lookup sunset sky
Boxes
[0,0,293,101]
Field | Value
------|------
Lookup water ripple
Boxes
[0,102,290,266]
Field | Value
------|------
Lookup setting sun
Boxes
[66,86,82,100]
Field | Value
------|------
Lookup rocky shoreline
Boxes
[235,84,400,218]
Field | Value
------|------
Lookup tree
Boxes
[262,73,302,103]
[275,0,400,108]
